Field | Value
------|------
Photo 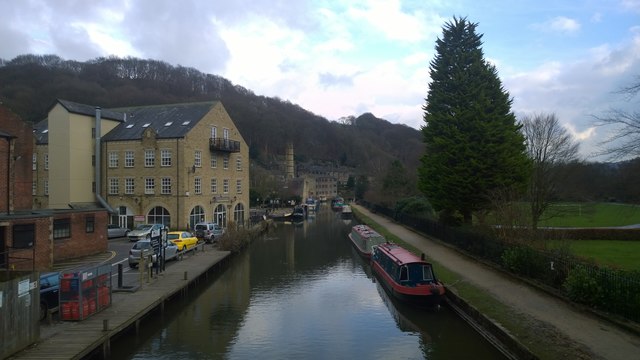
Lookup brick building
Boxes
[1,103,108,271]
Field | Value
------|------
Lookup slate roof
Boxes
[33,118,49,144]
[102,101,218,141]
[0,129,16,139]
[33,100,219,144]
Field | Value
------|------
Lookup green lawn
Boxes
[538,202,640,227]
[547,240,640,272]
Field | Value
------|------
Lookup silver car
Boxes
[107,224,129,238]
[128,239,180,268]
[127,223,165,242]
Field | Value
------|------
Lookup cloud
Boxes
[533,16,581,34]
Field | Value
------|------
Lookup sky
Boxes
[1,0,639,160]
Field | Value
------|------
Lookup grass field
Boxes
[547,240,640,272]
[537,202,640,227]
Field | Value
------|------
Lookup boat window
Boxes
[422,265,434,281]
[399,266,408,281]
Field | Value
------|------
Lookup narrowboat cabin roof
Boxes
[376,242,428,266]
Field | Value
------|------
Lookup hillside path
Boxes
[351,204,640,360]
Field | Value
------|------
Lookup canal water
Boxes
[110,206,506,359]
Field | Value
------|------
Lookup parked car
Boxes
[128,239,180,268]
[168,231,199,251]
[194,222,224,243]
[107,224,129,238]
[127,223,165,242]
[39,272,60,320]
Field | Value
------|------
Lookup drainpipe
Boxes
[95,107,115,213]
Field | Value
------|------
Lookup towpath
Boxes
[352,204,640,360]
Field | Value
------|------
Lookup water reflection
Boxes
[112,206,505,360]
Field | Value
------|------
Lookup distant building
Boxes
[33,99,250,231]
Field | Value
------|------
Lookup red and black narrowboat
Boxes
[371,242,445,307]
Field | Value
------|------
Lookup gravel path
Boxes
[352,204,640,360]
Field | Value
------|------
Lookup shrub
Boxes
[564,265,603,307]
[501,245,545,278]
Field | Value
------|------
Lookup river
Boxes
[109,205,506,359]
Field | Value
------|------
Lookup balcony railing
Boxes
[209,137,240,153]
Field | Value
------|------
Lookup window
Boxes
[147,206,170,226]
[161,149,172,167]
[44,180,49,196]
[211,126,217,139]
[236,155,242,171]
[234,203,245,227]
[195,150,202,167]
[145,177,155,194]
[44,153,49,170]
[32,181,36,195]
[161,177,172,194]
[211,155,217,168]
[53,218,71,240]
[125,177,135,194]
[125,151,134,167]
[194,177,202,194]
[13,224,35,248]
[91,127,96,139]
[109,152,118,168]
[145,149,155,167]
[223,179,229,194]
[223,154,229,169]
[86,216,95,233]
[236,179,242,194]
[32,154,36,170]
[109,178,119,195]
[210,178,217,193]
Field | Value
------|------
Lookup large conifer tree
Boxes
[419,17,530,225]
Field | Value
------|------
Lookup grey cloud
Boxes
[319,72,354,87]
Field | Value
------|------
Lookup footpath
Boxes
[352,204,640,360]
[9,246,230,360]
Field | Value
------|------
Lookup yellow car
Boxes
[167,231,199,251]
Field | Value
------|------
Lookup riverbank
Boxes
[8,247,231,360]
[352,204,640,360]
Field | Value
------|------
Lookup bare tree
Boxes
[521,113,580,229]
[594,76,640,159]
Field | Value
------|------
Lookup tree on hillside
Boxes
[521,113,580,229]
[419,17,530,225]
[594,76,640,160]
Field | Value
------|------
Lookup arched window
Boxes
[147,206,170,227]
[189,206,206,230]
[214,204,227,228]
[234,203,245,227]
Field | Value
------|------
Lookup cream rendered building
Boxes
[33,99,250,231]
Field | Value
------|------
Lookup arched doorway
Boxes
[234,203,245,227]
[214,204,227,228]
[147,206,171,227]
[189,205,206,230]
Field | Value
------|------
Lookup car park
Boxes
[39,272,60,320]
[168,231,199,251]
[127,223,165,242]
[194,222,224,243]
[128,239,180,268]
[107,224,129,238]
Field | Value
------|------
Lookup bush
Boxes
[501,245,546,278]
[564,265,603,307]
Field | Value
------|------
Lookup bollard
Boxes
[117,264,123,288]
[103,319,109,331]
[184,271,188,280]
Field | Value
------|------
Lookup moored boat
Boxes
[331,197,344,211]
[341,205,353,219]
[348,224,387,258]
[371,242,445,307]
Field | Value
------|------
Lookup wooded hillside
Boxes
[0,54,424,177]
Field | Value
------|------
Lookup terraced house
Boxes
[33,99,250,231]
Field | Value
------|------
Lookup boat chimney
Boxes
[421,253,425,261]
